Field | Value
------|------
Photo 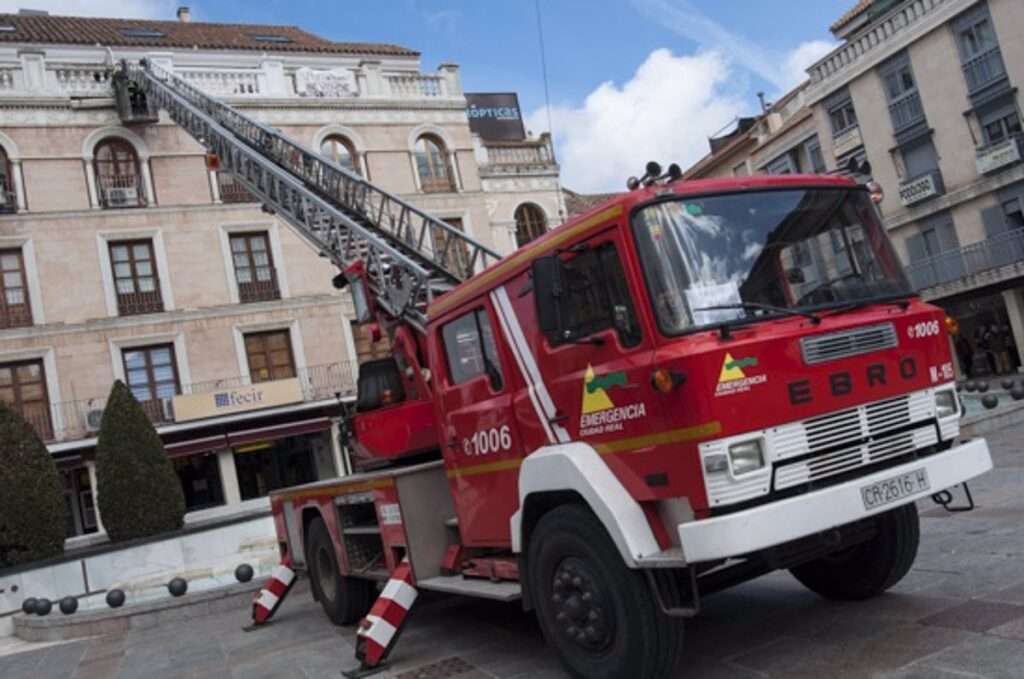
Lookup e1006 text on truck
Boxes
[120,63,993,679]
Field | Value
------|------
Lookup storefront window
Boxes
[173,452,225,511]
[234,435,318,500]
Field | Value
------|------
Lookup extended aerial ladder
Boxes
[118,60,501,331]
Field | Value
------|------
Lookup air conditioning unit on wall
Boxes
[105,186,139,207]
[85,408,104,432]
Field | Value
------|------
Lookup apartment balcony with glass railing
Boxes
[905,228,1024,293]
[34,362,356,445]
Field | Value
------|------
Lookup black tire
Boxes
[790,503,920,601]
[527,504,683,679]
[306,517,374,625]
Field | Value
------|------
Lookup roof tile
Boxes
[0,13,418,56]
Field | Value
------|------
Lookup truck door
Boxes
[435,298,522,546]
[533,228,661,495]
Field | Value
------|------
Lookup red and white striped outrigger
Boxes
[346,557,418,676]
[250,556,298,627]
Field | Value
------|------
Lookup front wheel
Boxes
[527,504,683,679]
[306,517,374,625]
[790,503,920,601]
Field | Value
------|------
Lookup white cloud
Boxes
[779,40,836,90]
[0,0,179,19]
[527,48,745,193]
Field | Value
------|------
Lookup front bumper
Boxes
[678,437,992,564]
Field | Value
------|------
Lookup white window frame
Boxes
[0,236,45,324]
[0,346,63,436]
[217,221,290,304]
[107,332,192,391]
[96,229,175,317]
[232,319,308,386]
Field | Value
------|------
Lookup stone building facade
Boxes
[0,8,561,544]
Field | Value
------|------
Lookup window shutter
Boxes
[982,205,1007,238]
[936,219,961,252]
[905,233,927,263]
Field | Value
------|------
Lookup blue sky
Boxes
[6,0,855,190]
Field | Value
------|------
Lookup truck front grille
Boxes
[800,322,898,365]
[772,391,937,490]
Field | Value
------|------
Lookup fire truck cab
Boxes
[273,171,992,679]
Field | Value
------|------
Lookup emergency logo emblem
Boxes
[715,353,767,397]
[579,364,646,436]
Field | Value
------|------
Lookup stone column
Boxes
[140,159,157,206]
[359,60,384,97]
[11,160,26,212]
[1002,287,1024,373]
[449,151,463,192]
[84,159,100,208]
[209,170,221,203]
[85,460,106,534]
[216,449,242,506]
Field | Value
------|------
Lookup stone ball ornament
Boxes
[59,596,78,615]
[34,598,52,616]
[235,563,254,583]
[977,381,990,393]
[1011,385,1024,401]
[1001,378,1015,390]
[106,589,126,608]
[168,577,188,597]
[21,598,37,615]
[982,394,999,410]
[965,381,978,392]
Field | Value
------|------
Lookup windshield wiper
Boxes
[821,296,913,317]
[694,302,822,325]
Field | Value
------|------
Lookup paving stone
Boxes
[906,634,1024,679]
[918,599,1024,633]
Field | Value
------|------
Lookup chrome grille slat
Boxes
[772,393,934,491]
[801,323,899,365]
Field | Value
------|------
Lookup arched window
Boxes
[94,138,144,208]
[320,135,359,175]
[414,135,454,193]
[0,147,13,214]
[514,203,547,247]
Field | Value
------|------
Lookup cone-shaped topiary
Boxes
[95,381,184,541]
[0,403,66,568]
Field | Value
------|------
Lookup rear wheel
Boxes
[527,504,683,679]
[790,503,920,601]
[306,517,374,625]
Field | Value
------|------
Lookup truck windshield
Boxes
[631,188,912,334]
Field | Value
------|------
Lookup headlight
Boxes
[728,439,765,475]
[935,390,957,418]
[703,453,728,474]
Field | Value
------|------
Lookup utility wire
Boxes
[535,0,554,138]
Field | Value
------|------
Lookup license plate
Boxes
[860,468,930,511]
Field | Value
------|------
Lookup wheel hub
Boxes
[551,558,613,652]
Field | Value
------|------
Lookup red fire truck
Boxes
[123,64,992,679]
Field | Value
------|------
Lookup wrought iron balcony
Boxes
[237,267,281,303]
[963,46,1007,94]
[46,362,356,444]
[217,171,258,204]
[115,289,164,316]
[904,228,1024,294]
[898,169,944,207]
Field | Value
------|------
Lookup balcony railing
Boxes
[383,72,443,98]
[905,228,1024,292]
[44,362,356,444]
[217,171,258,204]
[963,46,1007,94]
[888,91,925,132]
[178,68,262,97]
[97,173,146,209]
[0,302,33,329]
[807,0,957,96]
[898,169,944,207]
[976,134,1023,175]
[237,267,281,303]
[476,134,559,177]
[115,289,164,316]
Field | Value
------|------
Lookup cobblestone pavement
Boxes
[3,420,1024,679]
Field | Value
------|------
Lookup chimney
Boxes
[176,6,191,22]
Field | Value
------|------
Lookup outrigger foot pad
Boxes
[341,663,389,678]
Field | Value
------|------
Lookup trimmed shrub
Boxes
[0,403,65,567]
[95,381,185,542]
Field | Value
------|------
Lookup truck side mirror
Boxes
[532,255,563,336]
